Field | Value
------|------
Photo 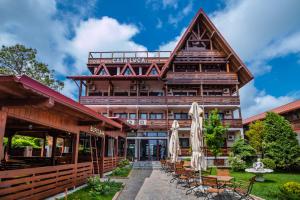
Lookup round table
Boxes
[245,168,273,182]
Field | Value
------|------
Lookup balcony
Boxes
[121,118,242,130]
[88,51,171,65]
[80,96,240,106]
[166,72,239,85]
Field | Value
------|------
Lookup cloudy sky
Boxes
[1,0,300,118]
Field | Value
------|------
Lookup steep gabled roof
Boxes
[160,8,253,88]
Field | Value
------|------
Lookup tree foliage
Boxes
[0,44,64,91]
[263,112,300,170]
[245,120,265,154]
[204,109,227,158]
[231,138,256,163]
[11,135,42,149]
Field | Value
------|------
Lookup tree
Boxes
[263,112,300,170]
[0,44,64,90]
[245,120,265,155]
[231,138,256,164]
[204,109,227,158]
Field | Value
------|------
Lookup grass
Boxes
[59,186,116,200]
[211,167,300,200]
[109,166,132,177]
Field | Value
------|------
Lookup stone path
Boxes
[117,167,201,200]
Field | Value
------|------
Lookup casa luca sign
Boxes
[112,57,148,63]
[90,126,105,137]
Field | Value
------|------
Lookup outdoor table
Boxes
[206,175,234,182]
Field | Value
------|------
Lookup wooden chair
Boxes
[229,176,256,200]
[217,168,230,176]
[201,176,225,200]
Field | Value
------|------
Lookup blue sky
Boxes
[1,0,300,118]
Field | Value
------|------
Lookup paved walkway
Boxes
[117,168,200,200]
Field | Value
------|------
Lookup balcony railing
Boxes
[88,51,171,65]
[80,96,240,106]
[180,147,231,156]
[121,118,242,129]
[166,72,239,84]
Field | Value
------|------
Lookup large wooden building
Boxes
[68,9,253,165]
[0,75,128,199]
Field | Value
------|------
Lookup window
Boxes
[179,138,189,148]
[99,68,107,75]
[129,113,136,119]
[149,113,163,119]
[124,68,133,76]
[149,67,158,75]
[149,91,163,96]
[218,113,224,120]
[114,113,127,119]
[174,113,189,120]
[139,113,147,119]
[158,132,167,137]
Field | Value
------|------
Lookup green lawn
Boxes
[59,186,116,200]
[210,168,300,200]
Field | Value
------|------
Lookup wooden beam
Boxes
[0,111,7,163]
[0,85,25,98]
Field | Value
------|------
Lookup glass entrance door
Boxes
[139,139,167,161]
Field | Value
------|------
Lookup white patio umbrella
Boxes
[189,102,207,172]
[169,120,180,163]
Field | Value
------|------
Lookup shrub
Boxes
[279,182,300,200]
[110,166,132,177]
[87,176,123,196]
[183,157,191,161]
[228,154,247,171]
[231,139,256,164]
[118,159,130,168]
[261,158,276,169]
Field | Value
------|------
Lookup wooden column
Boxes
[0,111,7,163]
[40,134,46,157]
[124,137,127,158]
[100,136,106,177]
[51,136,57,165]
[199,63,202,72]
[73,133,79,187]
[226,63,230,72]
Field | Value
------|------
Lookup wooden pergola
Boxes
[0,75,127,199]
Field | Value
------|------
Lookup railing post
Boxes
[0,111,7,163]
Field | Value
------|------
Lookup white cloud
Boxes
[168,0,193,26]
[0,0,147,99]
[240,82,297,118]
[158,28,185,51]
[156,18,163,29]
[67,17,147,74]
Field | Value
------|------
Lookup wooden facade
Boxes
[68,9,253,162]
[0,75,127,199]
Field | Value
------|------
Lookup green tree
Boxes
[245,120,265,155]
[263,112,300,170]
[204,109,227,158]
[0,44,64,90]
[231,138,256,164]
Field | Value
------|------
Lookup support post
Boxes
[100,136,106,177]
[51,136,57,165]
[124,137,127,158]
[73,133,80,187]
[0,111,7,163]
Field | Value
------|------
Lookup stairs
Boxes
[132,161,161,169]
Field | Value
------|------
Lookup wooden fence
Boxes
[0,162,92,200]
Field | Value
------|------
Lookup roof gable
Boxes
[160,8,253,88]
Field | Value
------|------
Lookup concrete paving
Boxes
[117,168,201,200]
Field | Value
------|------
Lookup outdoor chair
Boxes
[200,176,225,200]
[227,176,256,200]
[217,168,230,176]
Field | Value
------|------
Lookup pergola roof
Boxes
[243,99,300,125]
[0,75,122,129]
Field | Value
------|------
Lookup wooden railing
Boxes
[180,148,231,156]
[103,156,125,173]
[121,118,242,129]
[88,51,171,64]
[166,72,238,84]
[0,162,92,200]
[80,96,240,106]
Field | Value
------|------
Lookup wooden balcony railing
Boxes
[0,162,92,200]
[122,118,242,129]
[166,72,239,84]
[80,96,240,106]
[88,51,171,65]
[180,147,231,156]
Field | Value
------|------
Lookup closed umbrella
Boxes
[189,102,207,172]
[169,120,180,163]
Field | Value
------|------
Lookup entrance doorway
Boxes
[140,139,167,161]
